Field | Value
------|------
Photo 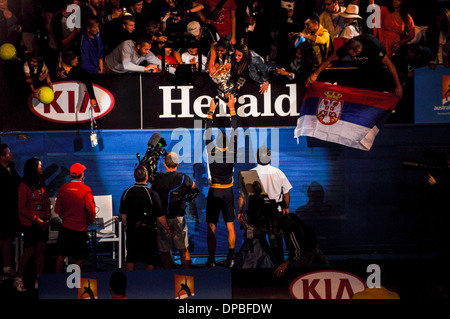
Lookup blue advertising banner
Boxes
[38,268,232,299]
[415,66,450,123]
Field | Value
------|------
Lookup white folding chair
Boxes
[48,197,60,244]
[92,195,123,268]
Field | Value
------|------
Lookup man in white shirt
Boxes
[104,35,175,74]
[181,42,208,72]
[253,147,291,211]
[237,146,292,265]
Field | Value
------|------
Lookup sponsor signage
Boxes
[39,268,232,299]
[4,69,400,131]
[415,66,450,124]
[142,77,302,129]
[28,81,115,124]
[154,83,299,120]
[20,74,303,130]
[78,278,98,299]
[175,274,195,299]
[289,270,366,299]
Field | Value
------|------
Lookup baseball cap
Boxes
[187,21,201,36]
[70,163,86,176]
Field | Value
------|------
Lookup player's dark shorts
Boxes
[20,222,49,247]
[56,227,89,260]
[206,187,236,224]
[125,227,159,266]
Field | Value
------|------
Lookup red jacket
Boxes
[17,182,51,227]
[55,179,96,232]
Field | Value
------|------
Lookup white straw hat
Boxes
[339,4,362,19]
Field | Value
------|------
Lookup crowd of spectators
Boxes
[1,0,450,104]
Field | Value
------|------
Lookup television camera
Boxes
[136,132,200,203]
[238,170,279,239]
[136,132,167,181]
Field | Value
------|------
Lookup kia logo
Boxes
[289,270,367,299]
[28,81,115,124]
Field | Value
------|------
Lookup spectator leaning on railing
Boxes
[104,35,176,74]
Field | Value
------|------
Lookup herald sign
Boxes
[289,270,367,299]
[28,81,115,123]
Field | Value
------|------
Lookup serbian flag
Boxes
[294,82,400,151]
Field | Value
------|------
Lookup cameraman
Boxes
[238,146,292,266]
[119,166,173,271]
[152,152,197,269]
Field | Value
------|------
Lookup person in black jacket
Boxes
[204,94,238,268]
[0,144,22,277]
[274,213,328,276]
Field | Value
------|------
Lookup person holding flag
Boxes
[298,34,402,151]
[306,33,403,99]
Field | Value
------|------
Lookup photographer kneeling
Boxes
[273,213,329,277]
